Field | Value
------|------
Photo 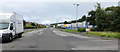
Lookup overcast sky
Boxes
[0,0,119,24]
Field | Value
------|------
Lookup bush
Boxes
[114,35,120,39]
[90,28,104,31]
[38,26,46,28]
[77,28,86,32]
[24,26,37,29]
[24,25,37,29]
[61,27,65,29]
[100,34,106,37]
[56,26,61,29]
[104,28,112,31]
[90,28,96,31]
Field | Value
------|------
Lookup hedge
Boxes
[56,26,61,29]
[24,25,37,29]
[77,28,86,32]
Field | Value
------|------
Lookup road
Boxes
[1,28,118,51]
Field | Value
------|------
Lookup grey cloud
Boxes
[1,2,118,24]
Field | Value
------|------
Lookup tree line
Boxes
[66,3,120,32]
[87,3,120,32]
[23,20,46,29]
[51,3,120,32]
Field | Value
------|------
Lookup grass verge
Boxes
[86,31,120,39]
[61,29,79,33]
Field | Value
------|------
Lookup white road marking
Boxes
[58,34,67,36]
[50,28,53,30]
[53,30,95,39]
[53,31,68,36]
[37,30,43,33]
[42,28,45,31]
[39,30,43,32]
[53,31,56,32]
[39,32,43,35]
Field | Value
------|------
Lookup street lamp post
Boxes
[74,3,79,30]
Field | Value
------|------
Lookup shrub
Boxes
[77,28,86,32]
[90,28,96,31]
[104,28,111,31]
[61,27,65,29]
[90,28,104,31]
[56,26,61,29]
[114,35,120,39]
[100,35,106,37]
[24,26,36,29]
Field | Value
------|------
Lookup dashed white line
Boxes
[53,31,56,32]
[39,32,43,35]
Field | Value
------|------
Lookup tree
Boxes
[94,3,120,32]
[95,3,110,31]
[78,19,82,22]
[87,10,96,27]
[77,15,87,22]
[109,6,120,32]
[23,20,26,26]
[105,6,116,12]
[64,21,69,24]
[81,15,86,21]
[71,20,76,23]
[31,22,36,26]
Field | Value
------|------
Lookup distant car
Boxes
[0,12,24,42]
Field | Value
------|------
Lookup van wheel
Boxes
[8,35,13,42]
[18,33,22,38]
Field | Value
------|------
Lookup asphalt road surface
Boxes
[1,28,118,51]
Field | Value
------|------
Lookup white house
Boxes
[57,21,89,28]
[71,21,89,28]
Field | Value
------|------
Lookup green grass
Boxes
[61,29,92,37]
[24,25,37,29]
[61,29,79,33]
[86,31,120,39]
[25,25,36,27]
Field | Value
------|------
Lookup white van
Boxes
[0,12,24,42]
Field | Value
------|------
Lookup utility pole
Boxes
[74,3,79,30]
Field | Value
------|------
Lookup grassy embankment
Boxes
[61,29,79,33]
[23,25,38,33]
[24,25,37,29]
[61,29,120,39]
[86,31,120,39]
